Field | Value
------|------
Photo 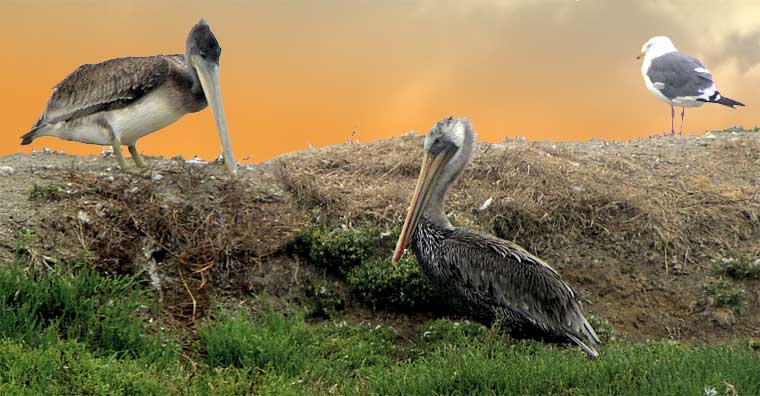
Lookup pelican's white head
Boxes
[392,117,477,264]
[423,117,471,153]
[638,36,678,60]
[422,117,476,185]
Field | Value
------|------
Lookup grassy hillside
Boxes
[0,130,759,394]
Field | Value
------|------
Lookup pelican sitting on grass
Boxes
[393,117,601,358]
[20,19,237,174]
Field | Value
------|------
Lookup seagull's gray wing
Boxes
[647,52,714,100]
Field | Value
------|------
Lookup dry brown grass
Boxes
[6,131,760,340]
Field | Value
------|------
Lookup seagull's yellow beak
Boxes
[636,51,645,60]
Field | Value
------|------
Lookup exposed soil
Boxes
[1,130,759,344]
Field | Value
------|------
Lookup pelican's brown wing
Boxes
[443,228,600,354]
[34,54,185,127]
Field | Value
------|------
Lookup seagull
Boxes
[638,36,744,136]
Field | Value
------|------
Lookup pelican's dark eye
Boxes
[429,138,453,155]
[200,52,208,59]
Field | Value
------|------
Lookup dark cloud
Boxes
[707,31,760,72]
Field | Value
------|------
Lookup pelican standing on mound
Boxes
[392,117,600,358]
[20,19,237,174]
[638,36,744,136]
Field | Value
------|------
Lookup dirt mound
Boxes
[0,130,758,342]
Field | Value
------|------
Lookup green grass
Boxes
[0,263,174,360]
[1,262,758,395]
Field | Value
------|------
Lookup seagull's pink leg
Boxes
[670,105,675,136]
[679,107,685,135]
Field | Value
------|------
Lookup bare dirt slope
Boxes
[0,130,758,343]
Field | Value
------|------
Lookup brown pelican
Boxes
[392,117,600,358]
[20,19,237,174]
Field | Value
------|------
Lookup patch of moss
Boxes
[713,257,760,279]
[347,255,448,312]
[29,183,64,202]
[302,280,344,319]
[289,224,389,275]
[586,313,617,343]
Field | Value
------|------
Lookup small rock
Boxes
[95,203,107,217]
[710,308,735,327]
[152,173,164,181]
[477,197,493,211]
[186,156,206,164]
[77,210,91,224]
[0,166,15,176]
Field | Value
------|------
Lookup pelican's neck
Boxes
[425,182,452,229]
[424,134,476,229]
[183,54,203,97]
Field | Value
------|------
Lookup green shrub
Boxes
[289,225,387,274]
[199,309,307,375]
[302,280,344,319]
[347,255,448,311]
[704,279,746,312]
[713,257,760,279]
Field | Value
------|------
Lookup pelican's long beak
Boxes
[636,51,645,60]
[392,146,454,267]
[192,55,238,175]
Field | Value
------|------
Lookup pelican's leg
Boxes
[670,105,675,136]
[128,145,146,169]
[679,107,685,136]
[109,134,129,171]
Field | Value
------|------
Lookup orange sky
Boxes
[2,1,759,163]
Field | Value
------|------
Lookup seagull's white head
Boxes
[637,36,677,60]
